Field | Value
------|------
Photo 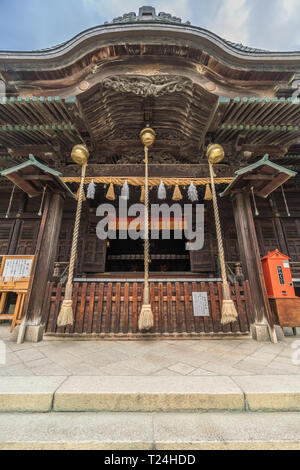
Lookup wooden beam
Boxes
[63,164,236,178]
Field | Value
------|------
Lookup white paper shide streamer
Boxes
[158,180,166,200]
[121,180,130,200]
[188,182,199,202]
[87,179,96,200]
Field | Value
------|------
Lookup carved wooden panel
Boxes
[81,218,107,273]
[15,220,40,255]
[0,221,14,255]
[190,233,216,273]
[255,219,280,257]
[281,218,300,262]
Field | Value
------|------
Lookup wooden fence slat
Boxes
[44,280,252,337]
[51,283,62,333]
[132,283,138,333]
[209,282,220,333]
[76,283,87,334]
[69,282,79,335]
[86,282,96,334]
[95,283,104,334]
[113,283,121,334]
[235,282,249,332]
[105,283,113,334]
[123,283,130,334]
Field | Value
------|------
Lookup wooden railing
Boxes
[43,280,253,337]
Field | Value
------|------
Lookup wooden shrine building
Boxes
[1,6,300,341]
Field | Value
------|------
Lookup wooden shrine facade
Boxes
[1,6,300,338]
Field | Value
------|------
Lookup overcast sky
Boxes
[0,0,300,52]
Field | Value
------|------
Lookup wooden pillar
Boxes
[7,193,28,255]
[25,192,64,323]
[232,191,274,327]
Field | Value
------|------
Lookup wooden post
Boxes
[232,191,277,341]
[7,193,28,255]
[25,192,64,323]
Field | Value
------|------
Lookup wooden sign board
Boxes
[0,255,34,292]
[192,292,210,317]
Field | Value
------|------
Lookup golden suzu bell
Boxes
[206,144,225,164]
[140,127,156,148]
[71,144,90,165]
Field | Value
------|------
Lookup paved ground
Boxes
[1,324,300,377]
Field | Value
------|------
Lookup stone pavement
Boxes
[0,325,300,378]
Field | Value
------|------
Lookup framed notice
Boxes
[0,256,34,291]
[192,292,210,317]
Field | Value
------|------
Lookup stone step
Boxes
[1,375,300,413]
[0,412,300,450]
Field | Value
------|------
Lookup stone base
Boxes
[251,324,270,342]
[10,325,45,343]
[283,327,300,337]
[274,325,285,341]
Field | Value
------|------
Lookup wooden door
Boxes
[81,217,107,273]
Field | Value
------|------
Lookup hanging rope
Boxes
[63,176,233,187]
[281,185,291,217]
[138,144,153,331]
[57,162,87,327]
[251,187,259,216]
[5,185,16,219]
[38,186,47,217]
[209,161,238,324]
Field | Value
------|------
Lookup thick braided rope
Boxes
[209,162,228,287]
[144,146,150,305]
[67,163,87,288]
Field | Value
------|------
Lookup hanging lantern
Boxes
[188,182,199,202]
[87,180,96,200]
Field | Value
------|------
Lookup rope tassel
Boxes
[87,179,96,200]
[158,180,166,200]
[204,183,213,201]
[172,184,183,201]
[121,180,130,200]
[106,182,116,201]
[188,182,199,202]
